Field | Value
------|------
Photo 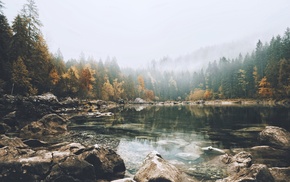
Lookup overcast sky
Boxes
[3,0,290,67]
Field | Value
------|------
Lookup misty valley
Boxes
[1,0,290,181]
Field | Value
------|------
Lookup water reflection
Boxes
[70,105,290,179]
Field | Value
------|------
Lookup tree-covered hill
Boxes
[1,0,290,101]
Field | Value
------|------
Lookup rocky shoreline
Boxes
[1,93,290,181]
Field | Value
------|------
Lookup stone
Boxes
[20,114,68,139]
[0,135,28,148]
[226,151,252,174]
[249,146,290,167]
[28,92,59,105]
[134,151,194,182]
[201,146,226,155]
[112,178,136,182]
[269,167,290,182]
[46,155,96,182]
[79,147,126,180]
[219,164,275,182]
[0,123,11,134]
[259,126,290,149]
[134,98,145,104]
[0,141,126,182]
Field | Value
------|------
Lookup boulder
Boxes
[59,97,79,107]
[134,151,195,182]
[0,139,126,182]
[225,151,252,175]
[20,114,68,139]
[134,98,145,104]
[28,92,59,105]
[269,167,290,182]
[259,126,290,149]
[249,146,290,167]
[219,164,275,182]
[0,135,28,148]
[46,155,96,182]
[79,146,126,180]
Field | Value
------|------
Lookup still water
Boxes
[70,104,290,178]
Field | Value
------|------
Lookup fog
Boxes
[3,0,290,69]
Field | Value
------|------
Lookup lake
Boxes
[69,104,290,180]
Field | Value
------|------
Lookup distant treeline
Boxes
[1,0,290,101]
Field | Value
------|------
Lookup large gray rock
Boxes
[134,151,196,182]
[0,138,126,182]
[259,126,290,149]
[20,114,68,139]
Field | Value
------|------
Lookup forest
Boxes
[1,0,290,101]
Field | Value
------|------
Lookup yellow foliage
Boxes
[112,79,124,100]
[258,76,273,98]
[102,78,114,100]
[188,89,205,101]
[49,68,60,85]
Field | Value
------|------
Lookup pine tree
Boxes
[0,12,12,86]
[11,57,33,95]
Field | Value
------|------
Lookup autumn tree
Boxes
[112,79,124,101]
[258,77,273,98]
[79,65,95,98]
[137,75,145,98]
[204,90,212,100]
[144,89,155,101]
[101,77,114,101]
[62,66,80,97]
[187,89,205,101]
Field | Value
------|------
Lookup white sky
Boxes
[2,0,290,67]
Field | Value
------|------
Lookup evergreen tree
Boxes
[11,57,34,95]
[0,12,12,87]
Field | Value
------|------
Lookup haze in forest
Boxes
[3,0,290,69]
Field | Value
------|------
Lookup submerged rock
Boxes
[201,146,225,155]
[134,151,197,182]
[259,126,290,149]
